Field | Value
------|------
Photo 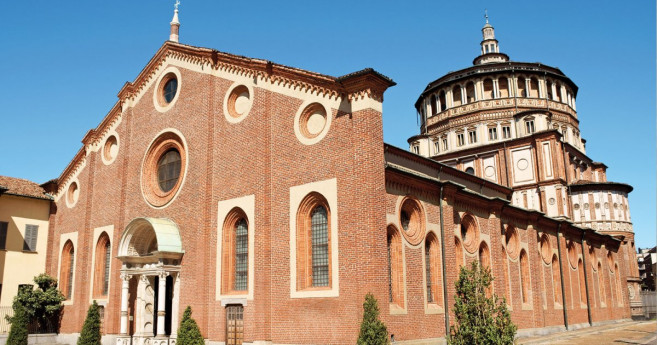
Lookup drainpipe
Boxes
[580,232,593,326]
[556,223,569,329]
[438,177,450,340]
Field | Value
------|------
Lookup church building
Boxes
[42,6,641,345]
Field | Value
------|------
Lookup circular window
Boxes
[584,203,589,210]
[66,181,79,208]
[604,202,609,209]
[595,202,600,209]
[224,84,253,123]
[102,135,119,164]
[465,167,475,174]
[397,196,425,246]
[153,67,182,113]
[549,198,556,205]
[573,203,580,210]
[142,131,187,207]
[540,234,551,265]
[567,241,578,269]
[294,101,332,145]
[460,214,480,254]
[505,226,520,260]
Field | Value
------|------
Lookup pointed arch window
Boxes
[295,193,332,291]
[519,249,530,304]
[387,226,404,307]
[60,241,75,300]
[552,255,562,305]
[222,208,250,294]
[94,233,111,298]
[425,233,441,305]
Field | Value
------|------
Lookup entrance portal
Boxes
[115,218,184,345]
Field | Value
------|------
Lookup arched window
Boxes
[60,240,75,300]
[498,78,509,98]
[430,94,437,115]
[614,263,622,305]
[530,78,540,98]
[439,91,446,111]
[222,208,249,293]
[483,79,494,99]
[425,233,440,305]
[296,193,332,290]
[546,81,554,100]
[454,237,464,270]
[479,242,492,296]
[452,85,462,107]
[598,262,606,305]
[387,226,404,307]
[519,249,529,304]
[93,233,111,298]
[501,245,510,302]
[552,254,562,304]
[578,259,587,305]
[554,83,561,102]
[516,77,526,97]
[465,82,475,103]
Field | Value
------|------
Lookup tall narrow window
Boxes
[430,94,437,115]
[598,262,606,305]
[457,133,465,146]
[434,141,440,154]
[614,263,622,305]
[234,219,248,291]
[94,233,111,298]
[439,91,446,111]
[519,249,529,304]
[442,138,448,151]
[578,259,587,305]
[502,126,511,139]
[502,246,511,302]
[387,226,403,307]
[479,242,492,296]
[525,120,535,134]
[311,206,329,287]
[0,222,7,250]
[425,234,440,305]
[488,127,498,141]
[60,240,75,300]
[296,193,332,291]
[468,130,477,144]
[454,237,464,269]
[552,255,562,304]
[23,225,38,252]
[222,208,250,294]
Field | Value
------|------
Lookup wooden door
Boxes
[226,305,244,345]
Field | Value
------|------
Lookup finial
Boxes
[169,0,180,42]
[485,9,489,24]
[175,0,180,11]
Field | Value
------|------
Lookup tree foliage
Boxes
[6,303,29,345]
[7,274,65,336]
[449,261,517,345]
[357,293,389,345]
[77,301,101,345]
[177,306,204,345]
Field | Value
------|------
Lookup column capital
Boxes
[120,273,132,282]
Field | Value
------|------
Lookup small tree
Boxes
[77,301,101,345]
[449,261,516,345]
[177,306,204,345]
[6,303,29,345]
[9,274,65,332]
[357,293,389,345]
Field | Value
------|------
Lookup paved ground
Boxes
[518,320,657,345]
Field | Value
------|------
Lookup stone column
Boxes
[120,273,132,335]
[170,273,181,340]
[156,271,168,338]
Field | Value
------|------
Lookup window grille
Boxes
[425,242,433,303]
[234,219,248,291]
[387,235,393,303]
[157,149,181,192]
[103,240,111,295]
[311,206,329,287]
[67,247,75,299]
[163,78,178,103]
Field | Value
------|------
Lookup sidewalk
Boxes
[517,320,657,345]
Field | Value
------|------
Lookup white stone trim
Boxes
[64,178,80,209]
[289,178,339,298]
[216,194,255,301]
[88,225,114,304]
[293,100,333,146]
[58,232,78,306]
[100,132,120,166]
[223,82,255,124]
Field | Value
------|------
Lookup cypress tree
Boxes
[77,301,101,345]
[449,261,517,345]
[357,293,389,345]
[6,304,29,345]
[177,306,204,345]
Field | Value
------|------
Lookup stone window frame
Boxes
[221,207,250,295]
[295,193,332,291]
[216,195,255,302]
[293,100,333,146]
[101,133,120,166]
[152,66,182,113]
[140,129,188,209]
[65,179,80,209]
[89,225,113,305]
[58,232,78,305]
[223,83,254,124]
[397,196,426,246]
[387,225,406,314]
[93,232,111,299]
[289,178,339,298]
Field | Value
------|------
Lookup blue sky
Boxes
[0,1,654,248]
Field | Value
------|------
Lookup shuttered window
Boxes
[0,222,8,250]
[23,225,38,251]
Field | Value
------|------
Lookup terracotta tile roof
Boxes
[0,176,53,200]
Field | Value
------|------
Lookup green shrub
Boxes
[357,293,389,345]
[77,301,101,345]
[177,306,204,345]
[6,303,29,345]
[449,261,517,345]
